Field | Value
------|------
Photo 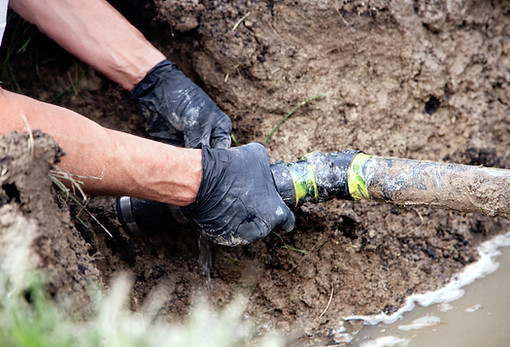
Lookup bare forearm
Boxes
[0,88,201,205]
[9,0,165,90]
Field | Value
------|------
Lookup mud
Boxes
[2,0,510,344]
[0,131,100,313]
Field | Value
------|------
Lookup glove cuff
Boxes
[181,145,211,213]
[131,59,178,100]
[182,145,229,214]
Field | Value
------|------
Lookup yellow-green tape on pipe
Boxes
[286,161,318,207]
[347,152,372,200]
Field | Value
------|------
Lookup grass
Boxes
[231,133,240,147]
[49,166,112,238]
[50,68,90,103]
[0,225,287,347]
[272,231,308,266]
[265,94,324,144]
[1,12,88,102]
[0,272,286,347]
[281,245,308,254]
[0,12,37,85]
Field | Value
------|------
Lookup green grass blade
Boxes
[231,133,240,147]
[281,245,308,254]
[16,30,36,54]
[265,94,324,144]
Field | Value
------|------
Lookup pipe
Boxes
[348,153,510,219]
[117,150,510,235]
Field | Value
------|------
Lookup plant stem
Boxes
[231,133,240,147]
[265,94,324,144]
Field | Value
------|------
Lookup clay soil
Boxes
[1,0,510,345]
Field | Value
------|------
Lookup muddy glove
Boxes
[183,143,295,246]
[132,59,232,149]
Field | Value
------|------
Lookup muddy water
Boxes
[349,231,510,346]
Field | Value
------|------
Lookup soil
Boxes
[1,0,510,345]
[0,131,100,314]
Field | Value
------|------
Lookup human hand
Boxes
[183,143,295,246]
[132,59,232,149]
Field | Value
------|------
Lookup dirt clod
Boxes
[0,131,100,314]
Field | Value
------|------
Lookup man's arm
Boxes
[10,0,232,149]
[9,0,164,91]
[0,88,202,206]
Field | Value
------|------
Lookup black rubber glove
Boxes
[132,59,232,149]
[183,143,295,246]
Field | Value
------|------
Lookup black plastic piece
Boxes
[117,197,190,235]
[325,149,362,200]
[271,160,304,208]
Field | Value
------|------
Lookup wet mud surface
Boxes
[2,0,510,344]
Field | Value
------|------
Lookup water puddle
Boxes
[345,231,510,346]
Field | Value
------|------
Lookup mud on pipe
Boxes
[347,153,510,219]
